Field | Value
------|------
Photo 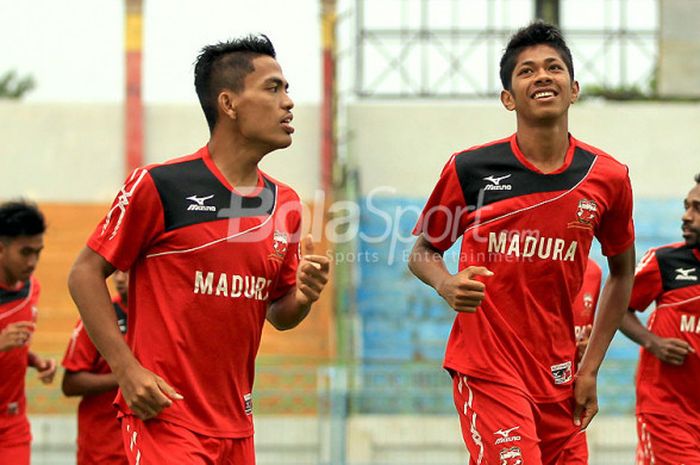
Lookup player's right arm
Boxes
[619,247,695,365]
[68,247,182,420]
[62,370,119,397]
[408,154,492,312]
[619,310,694,366]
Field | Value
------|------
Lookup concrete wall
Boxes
[348,100,700,199]
[0,102,320,202]
[2,100,697,202]
[659,0,700,97]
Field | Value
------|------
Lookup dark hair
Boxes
[194,34,276,132]
[695,172,700,184]
[0,200,46,239]
[499,21,574,90]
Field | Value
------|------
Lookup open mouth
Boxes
[531,89,557,100]
[281,114,294,134]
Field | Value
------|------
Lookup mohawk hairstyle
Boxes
[0,200,46,239]
[499,21,574,90]
[194,34,276,132]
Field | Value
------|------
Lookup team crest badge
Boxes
[273,230,288,258]
[499,446,523,465]
[568,198,598,230]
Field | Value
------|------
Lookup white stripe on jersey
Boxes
[66,320,84,359]
[463,157,598,235]
[101,168,148,241]
[144,193,278,259]
[635,248,657,275]
[655,294,700,311]
[0,280,34,320]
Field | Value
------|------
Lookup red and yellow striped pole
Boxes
[125,0,144,174]
[320,0,337,196]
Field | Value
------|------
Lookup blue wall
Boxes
[353,197,682,414]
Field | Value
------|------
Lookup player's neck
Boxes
[0,269,19,290]
[207,135,262,189]
[515,120,570,173]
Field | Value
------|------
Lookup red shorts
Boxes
[556,430,588,465]
[0,414,31,465]
[0,442,30,465]
[452,373,580,465]
[636,413,700,465]
[121,415,255,465]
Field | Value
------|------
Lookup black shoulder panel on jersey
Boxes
[149,159,277,232]
[113,302,127,335]
[0,280,30,305]
[656,245,700,291]
[454,142,596,209]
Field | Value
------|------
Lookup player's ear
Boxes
[570,80,580,104]
[500,89,516,111]
[218,90,238,121]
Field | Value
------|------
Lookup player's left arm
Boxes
[573,245,635,429]
[267,235,330,330]
[27,351,57,385]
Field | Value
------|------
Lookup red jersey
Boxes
[87,146,301,438]
[573,258,602,341]
[61,296,128,465]
[629,243,700,426]
[0,276,39,443]
[414,134,634,401]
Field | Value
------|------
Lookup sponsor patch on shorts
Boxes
[550,361,573,385]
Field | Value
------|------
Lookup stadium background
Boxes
[1,0,698,464]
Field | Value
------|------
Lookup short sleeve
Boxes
[61,319,99,372]
[87,168,164,271]
[269,199,302,302]
[628,249,663,312]
[596,168,635,257]
[412,155,470,252]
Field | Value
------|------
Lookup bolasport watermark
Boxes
[221,185,543,265]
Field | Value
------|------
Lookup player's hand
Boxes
[648,336,695,365]
[575,325,592,364]
[295,235,330,306]
[0,321,34,351]
[436,266,493,313]
[35,357,57,384]
[117,363,183,420]
[572,371,598,430]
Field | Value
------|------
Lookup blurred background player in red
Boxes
[61,270,129,465]
[68,34,330,465]
[557,257,602,465]
[409,21,635,465]
[0,200,57,465]
[620,173,700,465]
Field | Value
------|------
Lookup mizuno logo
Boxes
[483,174,512,191]
[494,426,521,445]
[675,267,698,281]
[186,194,216,212]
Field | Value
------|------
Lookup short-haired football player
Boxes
[409,22,635,465]
[0,200,56,465]
[68,34,330,465]
[620,173,700,465]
